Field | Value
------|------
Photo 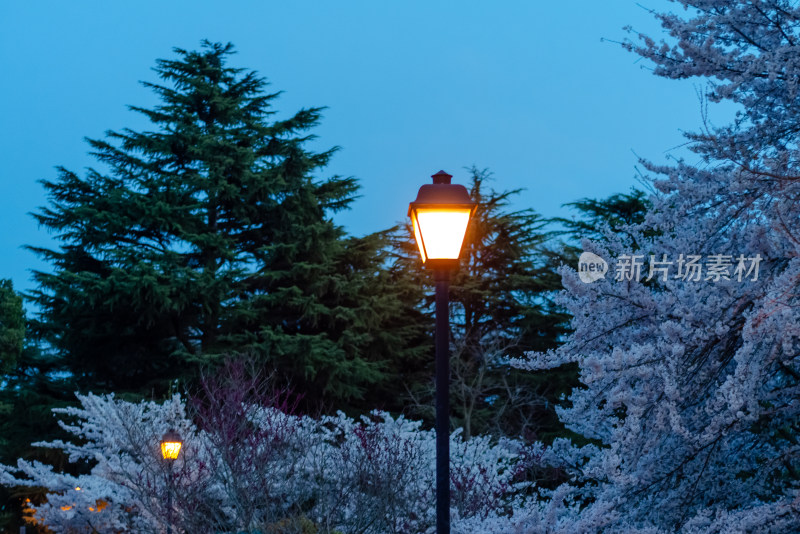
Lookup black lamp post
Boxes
[160,429,183,534]
[408,170,476,534]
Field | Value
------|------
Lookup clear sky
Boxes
[0,1,730,295]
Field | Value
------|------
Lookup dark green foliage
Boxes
[228,229,429,407]
[0,281,62,465]
[452,168,568,357]
[0,279,24,372]
[0,300,75,534]
[27,41,418,407]
[446,169,578,440]
[551,189,652,247]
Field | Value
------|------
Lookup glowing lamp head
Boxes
[409,171,476,270]
[160,429,182,461]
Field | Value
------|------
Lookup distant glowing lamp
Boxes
[161,429,182,534]
[160,430,182,461]
[408,171,476,271]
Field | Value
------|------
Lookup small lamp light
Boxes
[160,429,182,461]
[408,171,476,271]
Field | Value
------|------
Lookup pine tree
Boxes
[28,41,415,406]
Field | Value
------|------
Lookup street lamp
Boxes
[408,170,476,534]
[161,430,182,460]
[160,429,182,534]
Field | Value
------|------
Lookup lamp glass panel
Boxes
[414,208,471,260]
[161,441,182,460]
[412,214,427,262]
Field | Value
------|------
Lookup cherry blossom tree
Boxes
[0,385,531,533]
[510,1,800,531]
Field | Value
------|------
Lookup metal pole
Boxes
[434,270,450,534]
[167,461,173,534]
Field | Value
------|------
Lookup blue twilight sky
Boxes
[0,1,731,295]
